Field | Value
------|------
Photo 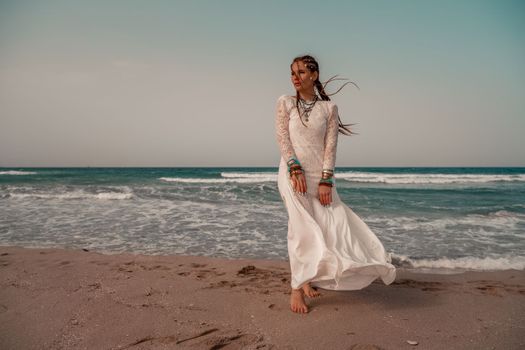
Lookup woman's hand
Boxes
[318,184,332,206]
[291,172,307,195]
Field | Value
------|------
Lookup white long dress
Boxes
[275,94,396,290]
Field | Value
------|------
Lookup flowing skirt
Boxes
[277,157,396,290]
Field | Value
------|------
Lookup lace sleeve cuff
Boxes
[322,103,339,171]
[275,95,297,162]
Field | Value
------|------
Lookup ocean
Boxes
[1,167,524,273]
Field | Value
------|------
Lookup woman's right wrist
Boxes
[287,157,302,176]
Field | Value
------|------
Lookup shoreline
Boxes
[4,244,523,275]
[1,245,524,349]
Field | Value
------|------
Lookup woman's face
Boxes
[290,60,318,93]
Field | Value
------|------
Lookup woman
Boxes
[275,55,396,314]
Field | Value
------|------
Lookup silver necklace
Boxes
[298,95,319,122]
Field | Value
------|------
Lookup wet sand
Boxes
[0,245,524,349]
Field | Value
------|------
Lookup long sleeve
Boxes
[275,95,297,162]
[322,103,339,170]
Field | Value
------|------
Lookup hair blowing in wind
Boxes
[291,54,359,136]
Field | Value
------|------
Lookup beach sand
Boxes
[0,245,524,350]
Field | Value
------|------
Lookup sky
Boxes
[0,0,524,167]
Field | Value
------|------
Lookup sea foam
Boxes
[335,172,525,184]
[0,170,37,175]
[161,171,525,185]
[159,173,277,183]
[8,188,133,200]
[392,253,525,272]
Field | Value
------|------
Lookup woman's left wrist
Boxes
[319,169,334,187]
[322,169,334,178]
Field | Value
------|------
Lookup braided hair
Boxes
[290,55,358,136]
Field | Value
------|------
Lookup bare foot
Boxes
[302,282,321,298]
[290,288,308,313]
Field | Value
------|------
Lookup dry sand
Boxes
[0,245,524,350]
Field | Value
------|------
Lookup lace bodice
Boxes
[275,94,339,172]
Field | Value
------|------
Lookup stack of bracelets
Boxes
[319,169,334,187]
[287,157,303,177]
[287,157,334,188]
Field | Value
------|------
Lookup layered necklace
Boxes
[298,95,319,123]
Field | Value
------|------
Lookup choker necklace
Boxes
[298,95,319,123]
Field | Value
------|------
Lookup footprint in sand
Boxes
[175,263,227,280]
[113,261,172,274]
[203,265,290,294]
[467,279,525,296]
[190,262,207,268]
[121,326,270,349]
[392,279,446,292]
[142,264,171,271]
